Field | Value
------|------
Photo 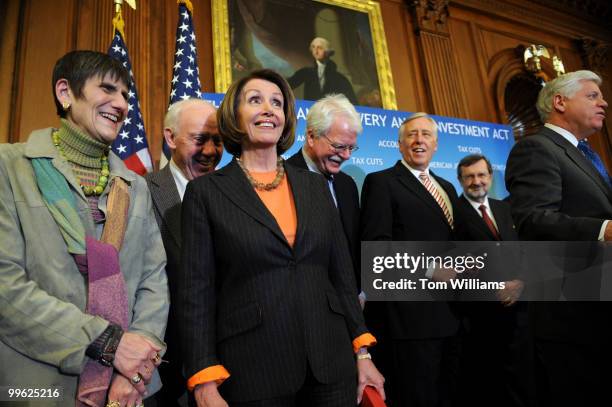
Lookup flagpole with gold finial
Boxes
[178,0,194,14]
[112,0,137,40]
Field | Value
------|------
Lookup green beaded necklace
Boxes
[52,131,110,196]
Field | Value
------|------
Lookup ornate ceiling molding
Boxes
[450,0,612,42]
[532,0,612,29]
[578,38,611,73]
[409,0,451,35]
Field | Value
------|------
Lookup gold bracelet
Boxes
[356,352,372,360]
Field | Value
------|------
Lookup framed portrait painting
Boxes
[211,0,397,109]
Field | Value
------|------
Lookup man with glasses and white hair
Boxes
[360,112,461,407]
[287,94,362,293]
[506,70,611,406]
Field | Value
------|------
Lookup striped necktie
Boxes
[419,172,454,228]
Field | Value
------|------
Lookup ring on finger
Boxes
[131,373,142,384]
[106,402,121,407]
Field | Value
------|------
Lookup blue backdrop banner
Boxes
[204,94,514,199]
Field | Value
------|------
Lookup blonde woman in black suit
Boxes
[177,69,384,407]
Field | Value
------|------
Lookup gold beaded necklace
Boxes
[52,131,110,196]
[237,156,285,191]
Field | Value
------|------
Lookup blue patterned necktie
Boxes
[577,139,612,188]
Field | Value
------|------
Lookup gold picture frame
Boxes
[211,0,397,109]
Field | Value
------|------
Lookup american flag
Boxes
[161,1,202,164]
[108,29,153,175]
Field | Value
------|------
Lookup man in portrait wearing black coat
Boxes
[505,70,612,407]
[145,99,222,407]
[287,37,358,105]
[287,94,362,295]
[360,112,461,407]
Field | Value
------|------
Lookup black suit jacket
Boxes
[287,59,358,104]
[506,126,612,240]
[455,195,518,241]
[144,165,186,398]
[177,159,367,402]
[360,161,460,339]
[505,126,612,344]
[287,150,361,289]
[145,165,182,283]
[454,195,522,299]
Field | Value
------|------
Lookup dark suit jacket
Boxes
[455,195,517,241]
[145,165,182,284]
[286,150,361,290]
[455,194,524,298]
[454,196,531,407]
[506,126,612,241]
[287,59,358,104]
[144,165,186,399]
[505,126,612,344]
[177,159,367,402]
[360,161,460,339]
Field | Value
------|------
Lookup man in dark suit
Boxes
[145,99,222,407]
[287,37,358,105]
[454,154,532,407]
[287,94,362,295]
[505,70,611,406]
[361,112,461,407]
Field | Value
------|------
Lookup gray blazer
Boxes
[0,128,169,406]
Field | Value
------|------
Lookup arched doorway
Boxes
[504,73,545,139]
[489,46,556,141]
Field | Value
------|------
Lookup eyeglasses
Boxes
[321,134,359,153]
[460,172,491,182]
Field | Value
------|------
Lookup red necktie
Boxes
[479,204,500,240]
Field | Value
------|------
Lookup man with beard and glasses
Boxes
[145,99,222,407]
[454,154,533,407]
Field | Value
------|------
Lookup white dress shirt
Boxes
[169,159,189,201]
[316,60,326,90]
[463,195,499,231]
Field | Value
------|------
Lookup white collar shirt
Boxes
[463,194,498,230]
[169,159,189,201]
[302,148,337,207]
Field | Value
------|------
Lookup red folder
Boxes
[361,386,386,407]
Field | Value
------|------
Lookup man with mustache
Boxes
[287,94,362,295]
[505,70,612,406]
[360,112,461,407]
[454,154,532,407]
[145,99,222,406]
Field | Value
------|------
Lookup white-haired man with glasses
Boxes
[287,94,363,295]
